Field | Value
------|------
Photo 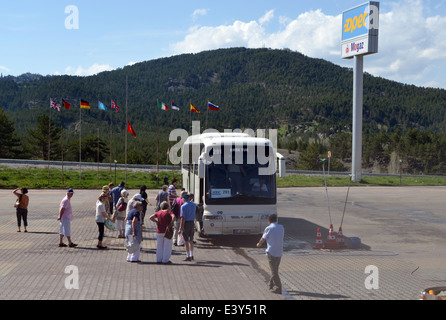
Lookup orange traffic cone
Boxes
[313,228,323,249]
[324,224,338,249]
[335,226,346,249]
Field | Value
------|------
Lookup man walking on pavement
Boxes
[179,193,196,261]
[110,181,125,209]
[257,214,284,294]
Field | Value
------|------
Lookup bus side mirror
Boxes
[277,153,286,178]
[198,157,205,179]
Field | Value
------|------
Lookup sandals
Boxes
[59,243,78,248]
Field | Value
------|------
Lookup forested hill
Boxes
[1,47,446,171]
[2,47,446,134]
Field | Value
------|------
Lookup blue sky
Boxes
[1,0,446,89]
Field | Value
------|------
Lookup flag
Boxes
[62,99,71,110]
[158,101,168,111]
[111,99,120,112]
[208,102,220,111]
[328,151,332,159]
[98,101,108,111]
[171,101,180,111]
[50,99,61,111]
[80,100,91,109]
[127,121,137,138]
[190,103,201,114]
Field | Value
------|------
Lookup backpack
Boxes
[171,198,180,218]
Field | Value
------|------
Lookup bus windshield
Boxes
[205,161,277,205]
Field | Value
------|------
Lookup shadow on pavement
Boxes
[194,217,371,251]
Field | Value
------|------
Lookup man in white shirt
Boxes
[257,214,284,294]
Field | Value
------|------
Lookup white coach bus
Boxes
[181,132,286,236]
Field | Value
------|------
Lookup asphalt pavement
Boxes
[0,187,445,301]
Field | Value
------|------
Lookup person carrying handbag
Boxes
[115,190,129,238]
[149,201,175,265]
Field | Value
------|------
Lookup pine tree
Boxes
[0,109,21,158]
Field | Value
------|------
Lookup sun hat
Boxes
[133,194,143,201]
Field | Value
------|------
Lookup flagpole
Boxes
[125,76,128,184]
[79,99,82,185]
[48,99,52,186]
[170,100,174,128]
[189,101,192,136]
[205,101,209,130]
[97,118,100,185]
[169,101,174,178]
[110,99,113,180]
[156,100,160,185]
[61,125,64,186]
[60,98,64,186]
[97,100,99,185]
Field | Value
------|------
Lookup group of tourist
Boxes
[92,179,197,264]
[12,178,197,265]
[13,179,284,294]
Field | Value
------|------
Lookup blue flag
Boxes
[98,101,108,111]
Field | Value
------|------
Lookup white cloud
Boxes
[259,10,274,25]
[171,0,446,89]
[64,63,114,76]
[422,80,442,88]
[192,8,209,21]
[172,20,268,53]
[171,9,340,59]
[0,65,10,72]
[266,10,340,58]
[364,0,446,88]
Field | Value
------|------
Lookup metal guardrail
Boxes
[1,159,445,179]
[286,169,446,179]
[0,158,181,171]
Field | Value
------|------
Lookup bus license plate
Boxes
[233,229,250,234]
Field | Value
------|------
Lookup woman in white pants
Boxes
[125,202,143,262]
[149,201,175,264]
[115,190,129,238]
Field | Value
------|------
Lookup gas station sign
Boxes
[342,2,379,59]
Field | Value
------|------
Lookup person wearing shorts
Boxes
[13,187,29,232]
[57,188,77,248]
[179,193,196,261]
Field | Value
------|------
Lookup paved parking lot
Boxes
[0,186,445,301]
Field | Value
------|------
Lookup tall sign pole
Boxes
[352,55,364,182]
[342,2,379,182]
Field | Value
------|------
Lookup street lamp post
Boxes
[114,160,117,185]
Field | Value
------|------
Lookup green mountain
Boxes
[1,47,446,173]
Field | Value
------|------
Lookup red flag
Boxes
[62,99,71,110]
[127,121,137,138]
